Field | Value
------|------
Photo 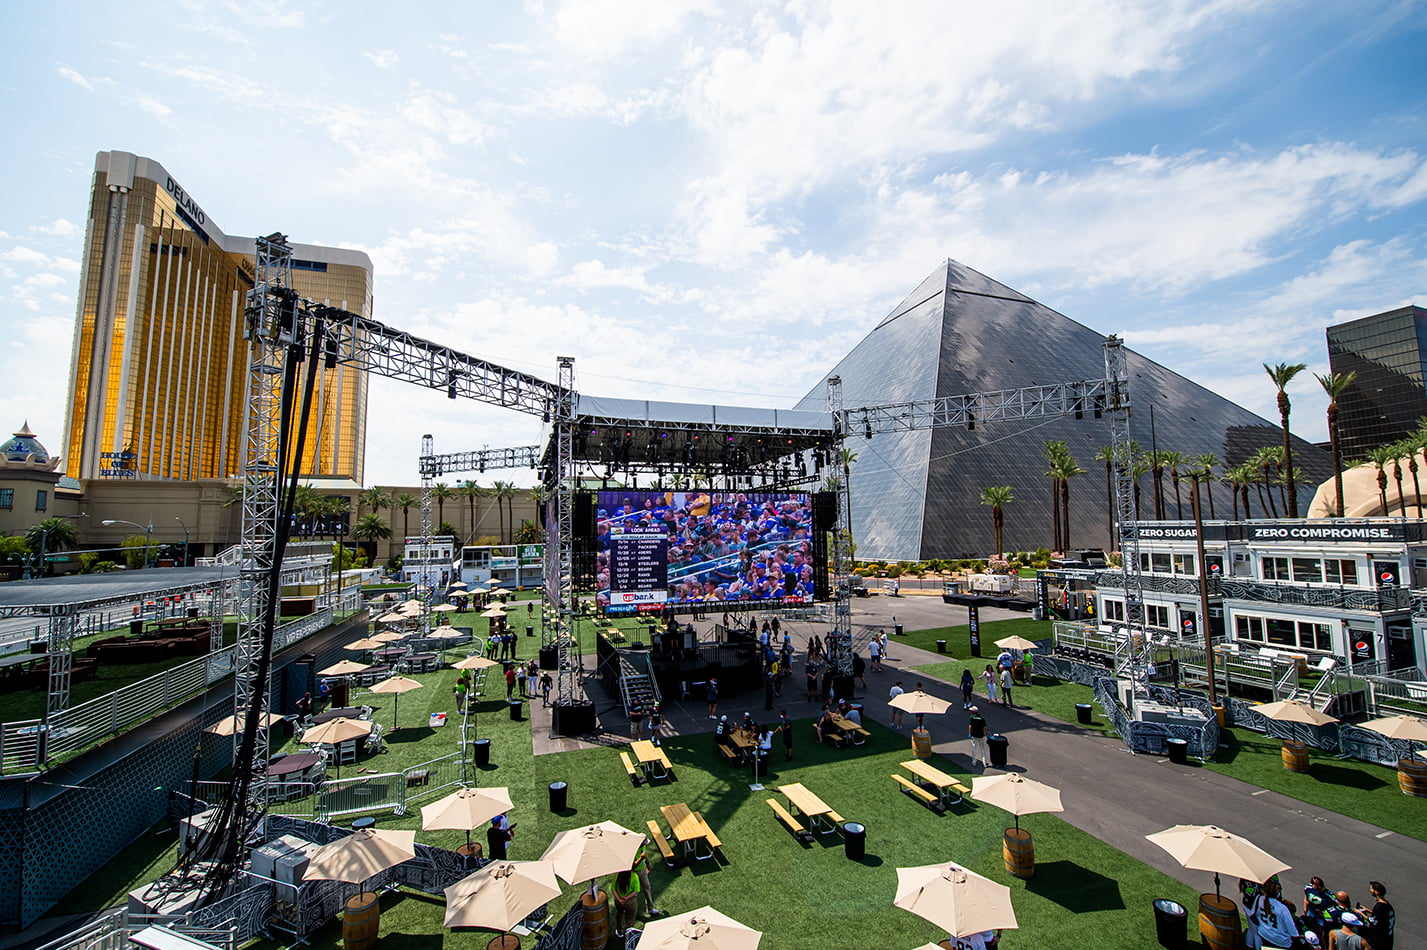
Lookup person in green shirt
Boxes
[631,841,662,917]
[612,869,641,937]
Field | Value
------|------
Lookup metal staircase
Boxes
[618,653,661,717]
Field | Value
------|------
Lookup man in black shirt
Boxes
[967,706,988,768]
[1358,880,1394,950]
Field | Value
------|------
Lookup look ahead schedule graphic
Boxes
[595,490,816,614]
[607,527,668,609]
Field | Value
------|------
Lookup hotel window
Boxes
[35,489,47,511]
[0,488,11,509]
[1172,553,1196,575]
[1102,599,1125,622]
[1262,557,1290,581]
[1146,604,1170,628]
[1324,559,1359,585]
[1291,557,1322,583]
[1236,615,1266,642]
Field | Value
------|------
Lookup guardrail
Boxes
[0,609,336,773]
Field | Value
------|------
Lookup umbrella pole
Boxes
[1213,871,1221,899]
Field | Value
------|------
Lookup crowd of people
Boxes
[594,491,817,608]
[1240,875,1394,948]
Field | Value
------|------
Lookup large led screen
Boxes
[596,491,816,614]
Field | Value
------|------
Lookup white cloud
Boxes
[365,49,400,69]
[35,219,79,238]
[525,242,559,275]
[552,0,710,59]
[57,64,92,90]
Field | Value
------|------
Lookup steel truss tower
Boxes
[1102,336,1150,689]
[825,375,854,678]
[233,234,292,767]
[550,357,581,704]
[418,433,435,637]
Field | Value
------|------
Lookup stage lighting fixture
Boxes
[542,402,551,423]
[1093,394,1104,418]
[479,460,486,473]
[967,410,976,431]
[865,417,873,440]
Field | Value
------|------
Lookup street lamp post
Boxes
[102,518,156,569]
[175,516,190,566]
[33,513,88,578]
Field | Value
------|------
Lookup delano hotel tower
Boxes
[64,150,373,484]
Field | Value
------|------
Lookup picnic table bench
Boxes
[765,798,811,842]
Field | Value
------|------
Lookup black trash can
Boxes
[1075,702,1094,725]
[842,822,866,861]
[1165,738,1189,765]
[508,699,522,721]
[539,645,558,669]
[1152,898,1187,950]
[548,781,568,812]
[526,624,534,638]
[936,640,947,653]
[987,734,1009,769]
[894,622,904,636]
[472,738,491,768]
[352,816,376,831]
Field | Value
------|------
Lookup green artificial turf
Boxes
[53,639,1208,950]
[904,622,1427,844]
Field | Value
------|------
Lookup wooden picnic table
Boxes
[660,802,719,861]
[900,759,968,806]
[778,782,843,835]
[631,739,673,781]
[830,715,869,744]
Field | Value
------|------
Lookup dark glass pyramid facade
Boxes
[796,261,1332,560]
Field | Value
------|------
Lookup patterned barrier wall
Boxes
[0,613,368,929]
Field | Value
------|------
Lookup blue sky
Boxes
[2,0,1425,488]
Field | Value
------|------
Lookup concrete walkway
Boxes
[557,591,1423,944]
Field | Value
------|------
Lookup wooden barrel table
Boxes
[581,888,610,950]
[343,892,380,950]
[1397,756,1427,797]
[1280,740,1309,773]
[911,728,932,759]
[1002,828,1034,879]
[1197,893,1242,950]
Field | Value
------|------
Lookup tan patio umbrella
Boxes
[489,587,511,595]
[971,773,1064,832]
[429,628,466,640]
[301,717,374,745]
[346,637,387,650]
[469,586,490,594]
[377,611,408,624]
[303,827,416,898]
[1146,824,1290,898]
[319,659,370,676]
[636,906,763,950]
[893,862,1018,939]
[1359,713,1427,742]
[443,860,561,932]
[453,655,500,670]
[994,635,1039,651]
[421,785,514,850]
[888,690,953,715]
[372,630,405,643]
[541,821,646,898]
[368,675,423,730]
[205,711,284,736]
[481,606,508,618]
[449,580,468,588]
[1256,698,1339,771]
[432,603,458,612]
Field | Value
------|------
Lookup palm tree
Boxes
[1364,446,1397,516]
[352,512,393,563]
[1094,446,1116,551]
[978,486,1015,557]
[1147,450,1169,520]
[1389,442,1411,517]
[1316,371,1356,517]
[25,518,81,576]
[1163,451,1185,519]
[1396,435,1424,517]
[1052,452,1087,550]
[359,486,392,517]
[1249,446,1279,518]
[1194,453,1219,519]
[1264,362,1308,517]
[1223,465,1242,520]
[1131,457,1151,521]
[459,480,485,544]
[492,481,517,542]
[393,492,418,541]
[837,447,859,554]
[1043,441,1070,551]
[432,482,454,527]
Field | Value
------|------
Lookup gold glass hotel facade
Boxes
[63,150,373,484]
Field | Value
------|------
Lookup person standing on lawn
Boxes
[960,669,975,709]
[780,709,794,761]
[1000,665,1014,707]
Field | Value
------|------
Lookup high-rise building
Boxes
[1325,305,1427,462]
[796,260,1332,559]
[63,150,373,484]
